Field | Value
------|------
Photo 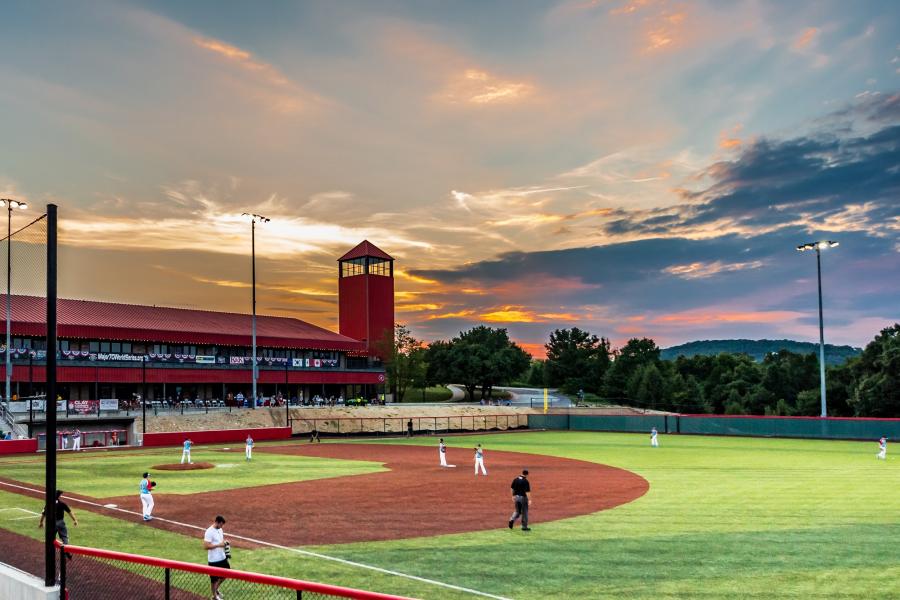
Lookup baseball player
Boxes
[438,438,456,467]
[139,472,155,521]
[245,435,254,461]
[877,436,887,460]
[72,428,82,451]
[61,430,69,450]
[474,444,487,476]
[651,427,659,447]
[181,438,193,464]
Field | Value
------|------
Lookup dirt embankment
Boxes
[139,405,539,434]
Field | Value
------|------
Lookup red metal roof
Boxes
[5,295,366,352]
[338,240,394,262]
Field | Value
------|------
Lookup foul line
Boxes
[0,480,511,600]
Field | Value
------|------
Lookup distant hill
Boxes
[661,339,862,365]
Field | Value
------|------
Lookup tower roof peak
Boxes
[338,240,393,262]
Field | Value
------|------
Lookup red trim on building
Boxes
[2,365,385,385]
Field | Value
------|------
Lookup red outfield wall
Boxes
[142,427,291,447]
[0,438,39,454]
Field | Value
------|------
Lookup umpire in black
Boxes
[508,469,531,531]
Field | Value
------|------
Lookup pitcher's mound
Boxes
[152,462,215,471]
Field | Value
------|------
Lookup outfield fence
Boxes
[57,541,413,600]
[290,414,528,437]
[528,412,900,440]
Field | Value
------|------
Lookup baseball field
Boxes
[0,431,897,599]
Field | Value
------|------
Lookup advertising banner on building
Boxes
[68,400,98,414]
[99,398,120,411]
[195,355,216,364]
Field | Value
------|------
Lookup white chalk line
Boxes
[0,506,40,520]
[0,480,511,600]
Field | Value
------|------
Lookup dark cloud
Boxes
[414,227,898,315]
[597,93,900,236]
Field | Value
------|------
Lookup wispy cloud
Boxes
[664,259,765,279]
[438,68,536,106]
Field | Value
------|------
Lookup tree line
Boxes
[527,323,899,417]
[381,322,899,417]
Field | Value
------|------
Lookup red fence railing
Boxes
[57,541,415,599]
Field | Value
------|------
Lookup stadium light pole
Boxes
[1,199,27,406]
[796,240,839,418]
[242,213,269,409]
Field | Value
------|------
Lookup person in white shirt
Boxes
[438,438,455,467]
[72,429,82,451]
[204,515,230,600]
[877,436,887,460]
[651,427,659,447]
[474,444,487,476]
[245,435,253,461]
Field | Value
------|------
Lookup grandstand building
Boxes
[0,241,394,407]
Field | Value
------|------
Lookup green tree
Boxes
[544,328,611,393]
[377,324,426,402]
[425,326,531,401]
[604,338,661,399]
[848,324,900,417]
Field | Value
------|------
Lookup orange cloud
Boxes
[426,309,475,320]
[792,27,819,50]
[718,124,744,150]
[193,36,309,114]
[480,307,539,323]
[395,269,439,285]
[396,303,442,312]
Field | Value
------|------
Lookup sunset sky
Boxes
[1,0,898,357]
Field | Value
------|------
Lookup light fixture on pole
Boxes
[0,199,27,406]
[242,213,270,409]
[796,240,839,418]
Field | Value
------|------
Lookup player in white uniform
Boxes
[651,427,659,447]
[439,438,448,466]
[245,435,254,461]
[474,444,487,476]
[877,436,887,460]
[72,428,82,451]
[181,438,193,464]
[140,472,154,521]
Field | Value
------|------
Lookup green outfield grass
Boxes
[0,444,384,497]
[1,432,898,599]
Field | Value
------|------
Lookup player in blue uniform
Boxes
[140,472,154,521]
[181,438,193,464]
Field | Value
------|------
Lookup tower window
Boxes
[341,257,366,277]
[369,259,390,276]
